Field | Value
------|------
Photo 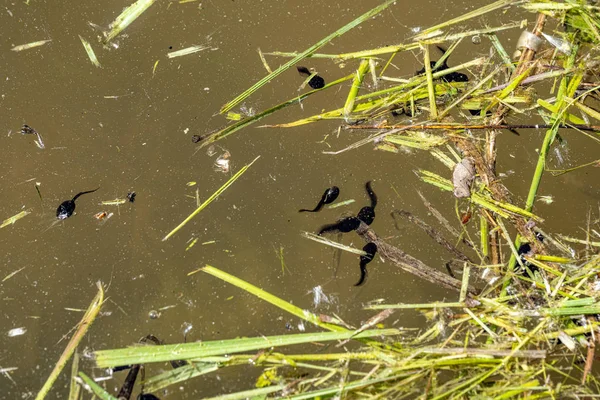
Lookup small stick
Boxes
[582,338,595,384]
[391,210,474,264]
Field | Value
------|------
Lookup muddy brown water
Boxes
[1,1,599,398]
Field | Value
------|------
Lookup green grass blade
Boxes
[192,265,348,332]
[199,73,354,148]
[144,363,219,392]
[162,156,260,241]
[78,35,101,68]
[414,0,516,40]
[1,210,31,229]
[67,352,80,400]
[36,283,104,400]
[343,59,370,122]
[93,329,399,368]
[103,0,158,44]
[11,40,52,52]
[219,0,396,114]
[77,372,117,400]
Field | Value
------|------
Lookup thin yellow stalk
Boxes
[422,44,438,119]
[163,156,260,241]
[343,59,370,122]
[35,283,104,400]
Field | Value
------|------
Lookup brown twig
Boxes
[355,222,479,296]
[582,338,596,384]
[391,210,474,264]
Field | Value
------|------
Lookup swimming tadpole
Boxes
[56,188,100,220]
[297,66,325,89]
[299,186,340,213]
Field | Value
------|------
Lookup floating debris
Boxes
[78,35,101,67]
[127,192,136,203]
[99,198,126,206]
[93,211,108,220]
[11,39,52,52]
[452,157,475,198]
[7,327,26,337]
[310,285,331,308]
[214,151,231,173]
[2,267,26,283]
[20,125,45,149]
[1,210,31,229]
[167,45,209,58]
[185,237,198,251]
[102,0,158,44]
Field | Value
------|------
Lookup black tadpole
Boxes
[355,242,378,286]
[318,217,360,235]
[357,181,377,225]
[516,232,545,274]
[56,187,100,220]
[299,186,339,213]
[317,181,377,235]
[297,66,325,89]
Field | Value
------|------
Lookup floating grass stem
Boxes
[163,156,259,241]
[35,283,104,400]
[103,0,158,44]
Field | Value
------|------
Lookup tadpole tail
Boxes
[354,263,368,286]
[436,45,448,55]
[299,199,325,213]
[117,364,141,400]
[72,187,100,201]
[317,222,340,236]
[365,181,377,208]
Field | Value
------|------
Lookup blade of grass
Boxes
[343,59,370,122]
[35,282,104,400]
[144,363,220,392]
[162,156,260,241]
[77,372,117,400]
[11,40,52,52]
[67,352,80,400]
[78,35,101,67]
[103,0,158,44]
[167,45,209,58]
[422,44,438,119]
[93,328,399,367]
[413,0,516,40]
[219,0,396,114]
[192,264,347,332]
[302,231,368,256]
[198,73,354,147]
[1,210,31,229]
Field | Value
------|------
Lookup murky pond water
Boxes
[1,1,599,398]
